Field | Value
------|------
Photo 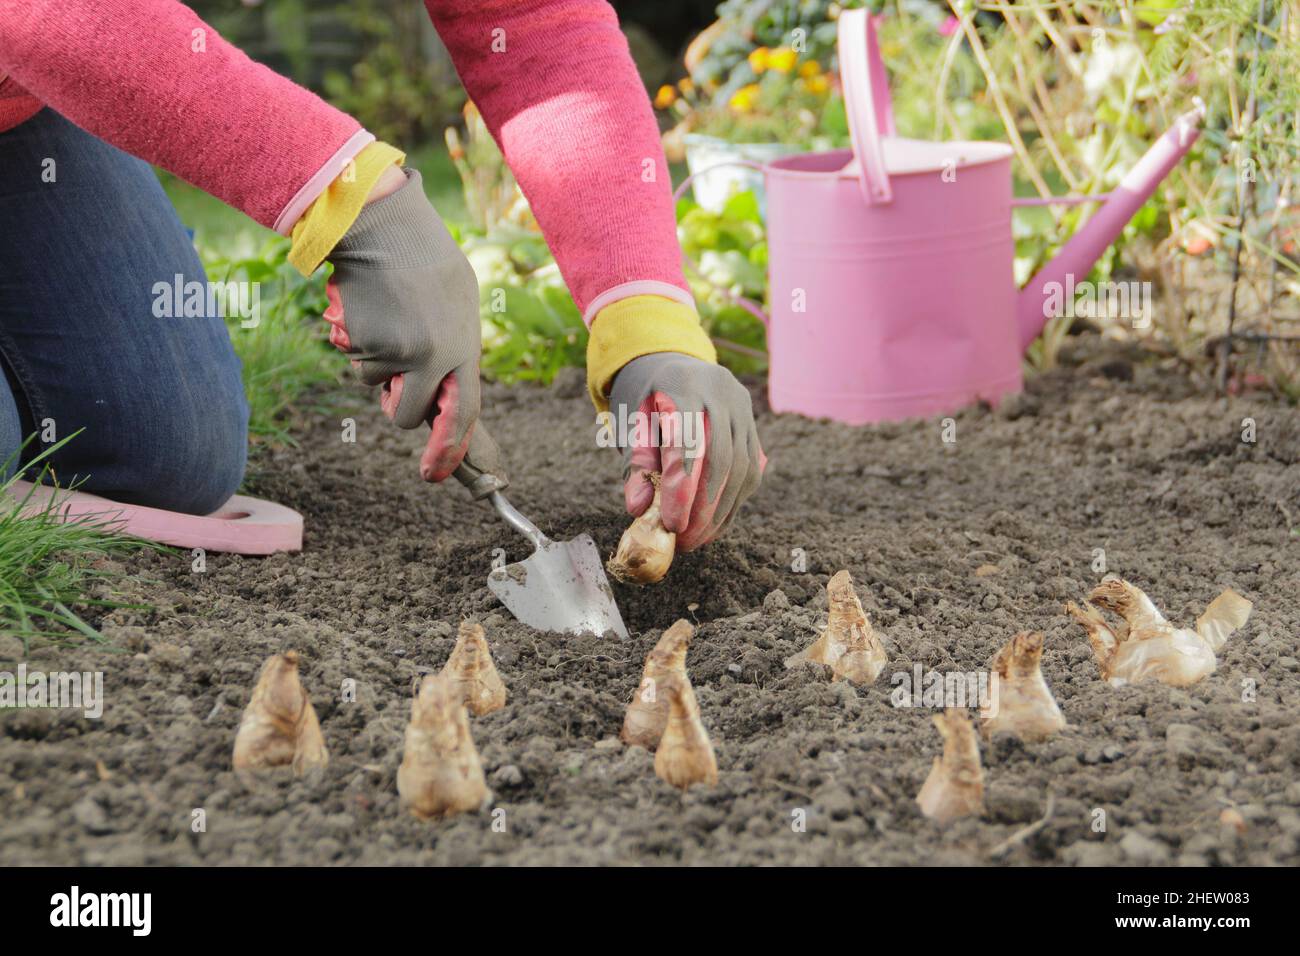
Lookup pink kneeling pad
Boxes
[7,480,303,555]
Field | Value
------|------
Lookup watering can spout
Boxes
[1016,104,1205,349]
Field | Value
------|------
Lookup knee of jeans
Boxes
[0,381,21,484]
[178,427,248,515]
[121,391,249,515]
[163,401,249,515]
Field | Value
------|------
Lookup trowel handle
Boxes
[454,425,549,548]
[452,423,508,500]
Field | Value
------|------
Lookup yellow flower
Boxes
[654,84,676,109]
[677,77,694,95]
[798,60,822,78]
[804,74,829,95]
[728,83,761,113]
[768,47,798,73]
[748,47,770,73]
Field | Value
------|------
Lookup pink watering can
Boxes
[678,9,1204,424]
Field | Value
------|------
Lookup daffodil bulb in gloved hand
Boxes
[607,349,765,553]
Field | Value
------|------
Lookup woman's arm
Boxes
[0,0,366,230]
[429,0,764,550]
[425,0,692,320]
[1,1,485,482]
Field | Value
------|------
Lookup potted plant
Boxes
[658,12,848,214]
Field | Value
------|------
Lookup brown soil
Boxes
[2,337,1298,866]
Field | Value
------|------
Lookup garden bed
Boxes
[1,336,1298,866]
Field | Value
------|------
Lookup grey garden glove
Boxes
[608,352,765,551]
[324,168,485,482]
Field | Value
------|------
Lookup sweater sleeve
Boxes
[425,0,693,322]
[0,0,367,230]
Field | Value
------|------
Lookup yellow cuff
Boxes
[288,141,407,276]
[586,294,717,412]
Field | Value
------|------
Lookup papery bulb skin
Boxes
[607,472,676,584]
[980,632,1066,742]
[653,677,718,791]
[397,673,488,820]
[232,651,328,776]
[621,619,693,750]
[441,620,507,716]
[785,570,887,685]
[917,708,984,823]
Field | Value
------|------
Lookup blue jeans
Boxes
[0,109,248,514]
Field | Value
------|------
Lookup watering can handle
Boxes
[839,9,895,205]
[671,162,771,329]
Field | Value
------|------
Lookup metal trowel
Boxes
[452,424,628,639]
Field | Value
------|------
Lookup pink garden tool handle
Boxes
[672,162,771,329]
[837,8,895,205]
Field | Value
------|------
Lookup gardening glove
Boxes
[609,352,766,552]
[323,168,483,482]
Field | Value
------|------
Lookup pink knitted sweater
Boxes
[0,0,689,319]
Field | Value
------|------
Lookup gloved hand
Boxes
[323,168,482,482]
[608,352,765,551]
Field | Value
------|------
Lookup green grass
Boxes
[0,173,360,651]
[0,436,147,653]
[160,171,342,447]
[201,237,341,448]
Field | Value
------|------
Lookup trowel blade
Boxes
[487,533,629,639]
